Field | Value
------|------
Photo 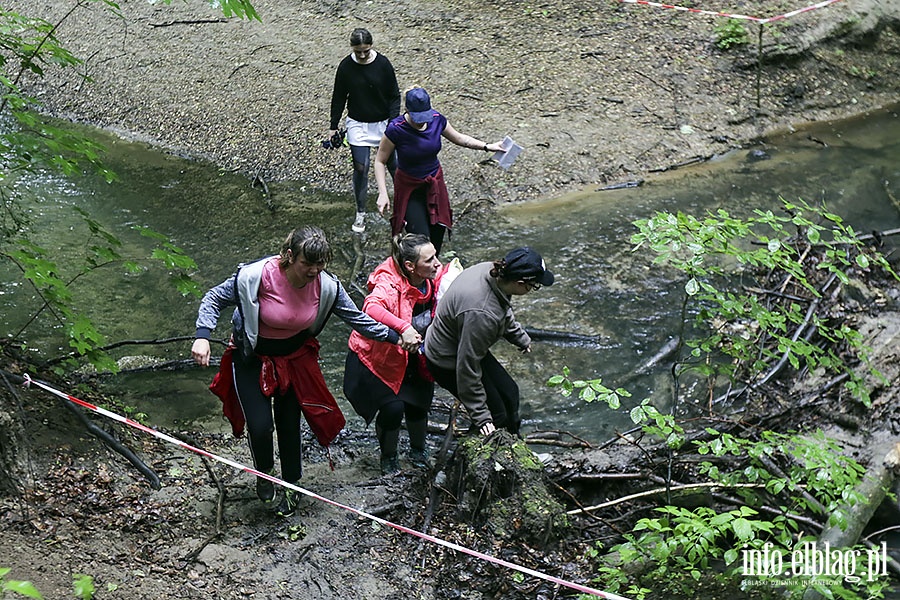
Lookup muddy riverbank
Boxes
[13,0,900,208]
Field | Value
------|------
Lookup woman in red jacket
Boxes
[344,233,441,474]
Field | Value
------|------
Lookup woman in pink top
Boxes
[343,233,441,474]
[192,227,420,516]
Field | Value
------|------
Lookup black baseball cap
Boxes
[503,247,555,286]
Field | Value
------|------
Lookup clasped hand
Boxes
[399,327,422,353]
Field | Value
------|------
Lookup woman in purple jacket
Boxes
[373,87,505,254]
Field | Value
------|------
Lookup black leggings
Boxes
[403,188,446,255]
[232,350,304,482]
[350,145,396,213]
[375,400,428,431]
[427,351,520,434]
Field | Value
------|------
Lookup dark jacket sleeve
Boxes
[329,59,349,130]
[382,56,400,119]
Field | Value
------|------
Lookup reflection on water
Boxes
[6,105,900,442]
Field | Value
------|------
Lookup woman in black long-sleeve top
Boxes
[327,28,400,234]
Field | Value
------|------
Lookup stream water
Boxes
[5,104,899,443]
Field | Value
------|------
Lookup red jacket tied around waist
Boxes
[390,166,452,236]
[210,338,346,448]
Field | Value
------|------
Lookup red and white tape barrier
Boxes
[23,374,631,600]
[618,0,844,23]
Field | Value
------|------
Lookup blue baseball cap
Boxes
[405,88,435,124]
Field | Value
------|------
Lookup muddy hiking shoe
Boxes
[408,448,431,469]
[275,489,301,518]
[380,454,400,475]
[256,470,276,504]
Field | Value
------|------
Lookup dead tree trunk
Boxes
[449,430,569,546]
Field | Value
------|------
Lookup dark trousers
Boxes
[350,145,396,213]
[232,350,303,482]
[427,351,520,434]
[404,188,446,255]
[376,400,428,431]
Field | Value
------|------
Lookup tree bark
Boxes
[802,442,900,600]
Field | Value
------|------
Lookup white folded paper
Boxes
[493,136,523,170]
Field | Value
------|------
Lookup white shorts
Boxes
[346,117,388,148]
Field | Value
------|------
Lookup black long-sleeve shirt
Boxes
[329,53,400,130]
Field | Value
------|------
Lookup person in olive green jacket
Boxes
[424,247,554,436]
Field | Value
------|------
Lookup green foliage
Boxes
[0,568,96,599]
[630,198,898,406]
[546,366,630,410]
[617,505,774,589]
[695,429,866,521]
[556,199,898,599]
[0,567,43,599]
[2,209,199,371]
[0,11,114,190]
[629,398,684,449]
[571,425,880,598]
[72,574,94,600]
[714,18,749,49]
[0,0,255,372]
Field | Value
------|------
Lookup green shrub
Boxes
[715,19,749,49]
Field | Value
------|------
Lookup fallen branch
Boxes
[525,438,591,449]
[802,442,900,600]
[43,335,220,368]
[524,327,606,346]
[367,500,405,518]
[525,429,593,449]
[110,357,221,375]
[420,400,460,538]
[567,482,766,516]
[251,166,269,196]
[559,472,645,482]
[177,432,226,565]
[149,18,227,27]
[59,393,161,490]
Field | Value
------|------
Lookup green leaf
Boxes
[806,227,820,243]
[731,517,753,541]
[630,406,645,424]
[2,579,44,599]
[72,574,94,600]
[685,278,699,296]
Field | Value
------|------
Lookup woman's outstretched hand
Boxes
[191,338,211,367]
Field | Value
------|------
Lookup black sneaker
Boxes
[380,454,400,475]
[256,471,276,504]
[275,490,301,518]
